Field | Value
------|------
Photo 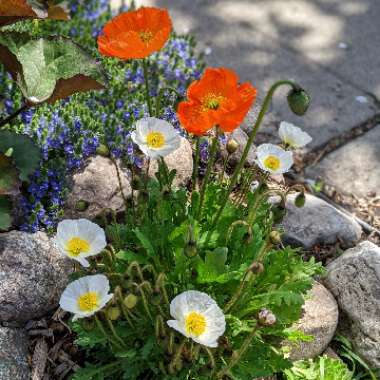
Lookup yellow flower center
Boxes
[146,131,165,148]
[139,30,154,44]
[202,93,225,111]
[77,292,99,312]
[185,312,206,337]
[264,155,281,171]
[66,237,90,257]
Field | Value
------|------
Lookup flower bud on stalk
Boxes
[96,143,110,157]
[106,306,121,321]
[226,138,239,154]
[287,88,311,116]
[75,200,89,212]
[258,308,277,326]
[249,261,264,274]
[124,294,138,309]
[295,191,306,208]
[269,230,282,245]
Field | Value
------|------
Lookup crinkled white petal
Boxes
[131,117,181,158]
[167,290,226,347]
[59,274,113,319]
[279,121,312,148]
[256,143,294,174]
[55,219,106,265]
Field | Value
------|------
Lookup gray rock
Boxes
[324,241,380,369]
[287,282,339,361]
[149,137,193,188]
[220,128,256,167]
[0,231,73,324]
[64,155,132,219]
[282,193,362,249]
[0,327,30,380]
[306,125,380,198]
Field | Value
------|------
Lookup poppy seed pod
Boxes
[96,144,110,157]
[226,138,239,154]
[287,88,311,116]
[258,308,277,326]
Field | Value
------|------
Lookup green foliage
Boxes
[284,356,353,380]
[0,130,41,181]
[0,196,12,230]
[0,32,106,104]
[72,176,323,380]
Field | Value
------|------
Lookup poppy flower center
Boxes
[66,237,90,257]
[202,93,225,111]
[146,131,165,148]
[264,155,281,171]
[139,30,154,44]
[77,292,99,312]
[185,312,206,336]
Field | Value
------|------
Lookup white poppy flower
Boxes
[278,121,312,148]
[167,290,226,348]
[55,219,107,268]
[59,274,113,321]
[256,143,294,174]
[131,117,181,159]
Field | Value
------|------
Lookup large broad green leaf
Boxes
[0,196,12,231]
[0,131,41,181]
[0,0,69,27]
[197,247,231,283]
[0,33,107,104]
[0,153,20,195]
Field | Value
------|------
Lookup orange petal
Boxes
[177,101,214,136]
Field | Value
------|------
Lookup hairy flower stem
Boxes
[111,157,128,208]
[142,58,153,116]
[192,136,201,192]
[169,338,187,374]
[0,104,28,128]
[205,80,301,244]
[197,128,220,219]
[220,153,230,182]
[217,326,259,379]
[105,316,128,349]
[95,315,124,351]
[223,270,250,313]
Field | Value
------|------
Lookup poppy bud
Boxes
[106,306,121,321]
[96,144,110,157]
[124,294,138,309]
[269,230,282,245]
[184,244,198,258]
[75,200,89,212]
[295,192,306,208]
[287,88,311,116]
[249,261,264,274]
[258,308,277,326]
[226,138,239,154]
[272,206,287,224]
[82,318,95,331]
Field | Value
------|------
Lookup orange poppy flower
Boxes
[97,7,172,60]
[177,67,257,135]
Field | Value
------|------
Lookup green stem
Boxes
[192,137,201,191]
[169,338,187,373]
[0,104,28,128]
[220,153,230,182]
[105,317,127,349]
[94,315,124,350]
[217,326,259,378]
[142,58,153,116]
[197,128,220,219]
[206,80,300,241]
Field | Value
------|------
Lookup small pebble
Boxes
[355,95,368,104]
[338,42,348,49]
[204,46,212,55]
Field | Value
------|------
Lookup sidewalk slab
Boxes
[306,125,380,197]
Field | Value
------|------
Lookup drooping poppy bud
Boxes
[287,88,311,116]
[96,144,110,157]
[124,294,138,309]
[269,230,282,245]
[106,306,121,321]
[295,191,306,208]
[258,308,277,326]
[226,138,239,154]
